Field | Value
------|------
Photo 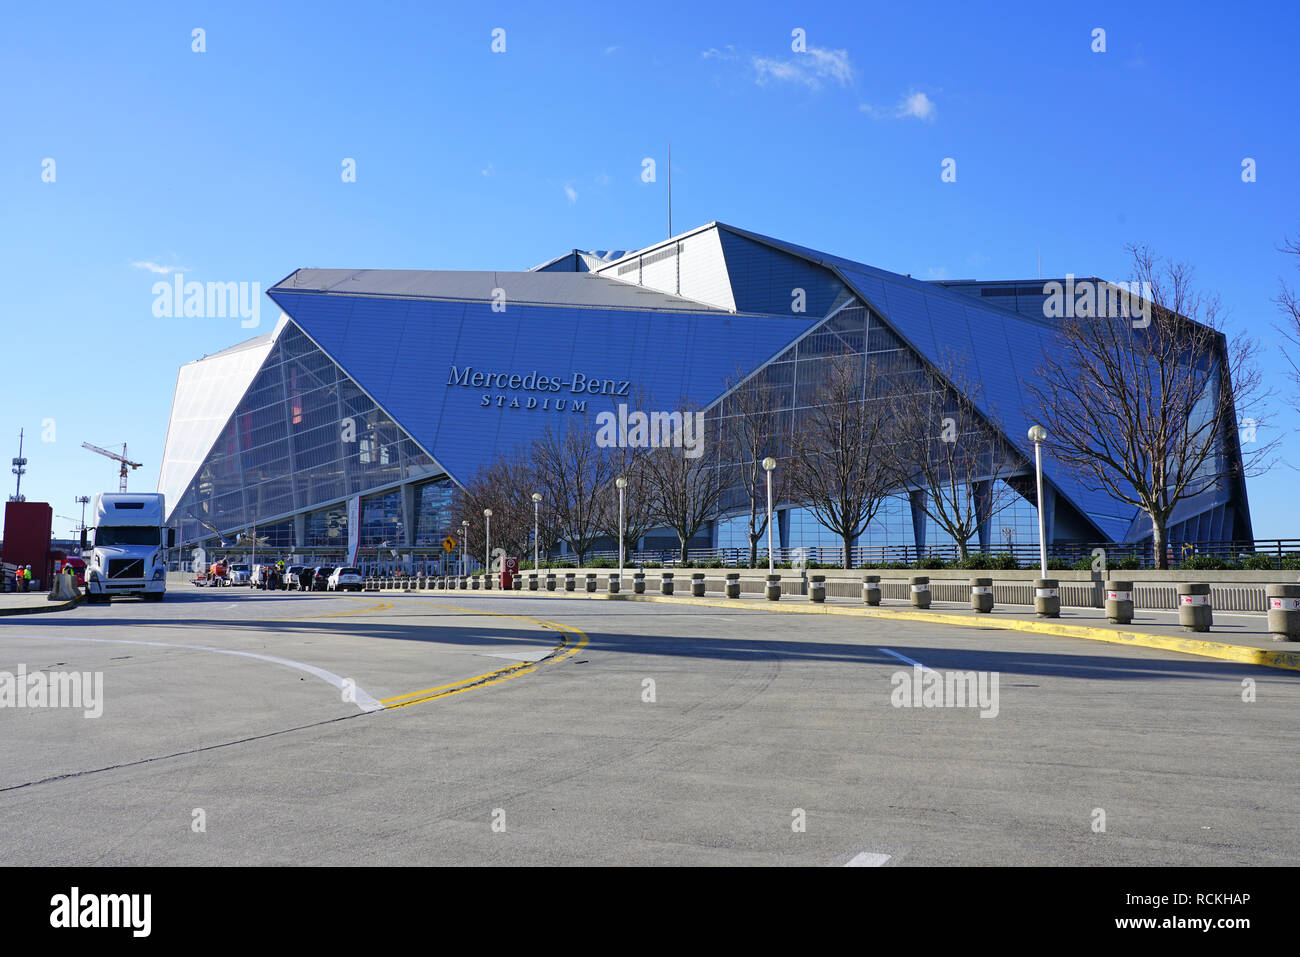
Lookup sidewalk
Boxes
[0,591,82,617]
[394,585,1300,672]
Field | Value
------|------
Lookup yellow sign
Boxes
[442,536,456,553]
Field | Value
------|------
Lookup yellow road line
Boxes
[377,599,588,709]
[268,598,395,621]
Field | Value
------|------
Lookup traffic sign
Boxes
[442,536,456,553]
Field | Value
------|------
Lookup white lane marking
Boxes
[479,649,553,662]
[16,635,383,713]
[845,852,891,867]
[877,647,936,672]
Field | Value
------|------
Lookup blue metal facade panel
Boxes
[716,230,847,317]
[832,264,1135,542]
[268,290,810,486]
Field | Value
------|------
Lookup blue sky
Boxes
[2,1,1298,540]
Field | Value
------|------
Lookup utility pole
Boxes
[10,429,27,502]
[75,495,90,533]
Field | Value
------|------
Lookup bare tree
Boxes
[1275,233,1300,415]
[1027,244,1275,568]
[594,445,657,559]
[453,448,535,565]
[783,351,896,568]
[531,420,614,565]
[642,402,723,564]
[717,365,788,567]
[887,354,1018,562]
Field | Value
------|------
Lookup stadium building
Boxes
[158,221,1253,566]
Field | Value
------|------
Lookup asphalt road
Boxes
[1,587,1296,866]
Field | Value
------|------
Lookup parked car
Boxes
[228,563,252,586]
[311,566,335,591]
[328,567,363,592]
[285,565,305,590]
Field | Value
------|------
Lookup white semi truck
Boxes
[82,492,174,603]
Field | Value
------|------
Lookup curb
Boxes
[384,588,1300,673]
[0,593,85,617]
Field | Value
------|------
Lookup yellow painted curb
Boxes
[384,589,1300,673]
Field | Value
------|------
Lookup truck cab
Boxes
[83,493,174,603]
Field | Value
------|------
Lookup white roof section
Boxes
[592,223,737,312]
[270,269,730,314]
[156,319,284,521]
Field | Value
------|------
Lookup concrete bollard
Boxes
[970,577,993,613]
[809,574,826,603]
[585,573,597,593]
[909,575,930,609]
[1034,578,1060,618]
[546,572,556,592]
[766,574,781,601]
[607,573,620,594]
[691,573,706,597]
[471,576,480,590]
[633,572,646,595]
[660,572,674,595]
[565,573,576,592]
[1266,584,1300,640]
[725,572,740,599]
[458,576,468,590]
[1104,581,1133,622]
[1178,582,1212,632]
[512,576,523,590]
[863,575,881,606]
[528,572,538,591]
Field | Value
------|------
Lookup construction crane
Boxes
[82,442,142,492]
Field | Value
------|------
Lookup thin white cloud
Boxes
[860,90,938,122]
[752,46,853,90]
[481,162,495,177]
[701,45,737,60]
[603,45,621,55]
[564,184,577,205]
[896,90,936,121]
[131,260,181,274]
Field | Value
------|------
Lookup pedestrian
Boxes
[22,565,32,592]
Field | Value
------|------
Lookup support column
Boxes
[401,482,417,550]
[909,489,928,555]
[777,507,791,552]
[1041,483,1057,548]
[974,480,991,552]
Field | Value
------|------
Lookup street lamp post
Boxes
[615,476,627,582]
[461,520,469,577]
[483,508,492,589]
[531,493,542,571]
[1028,425,1048,576]
[761,457,777,575]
